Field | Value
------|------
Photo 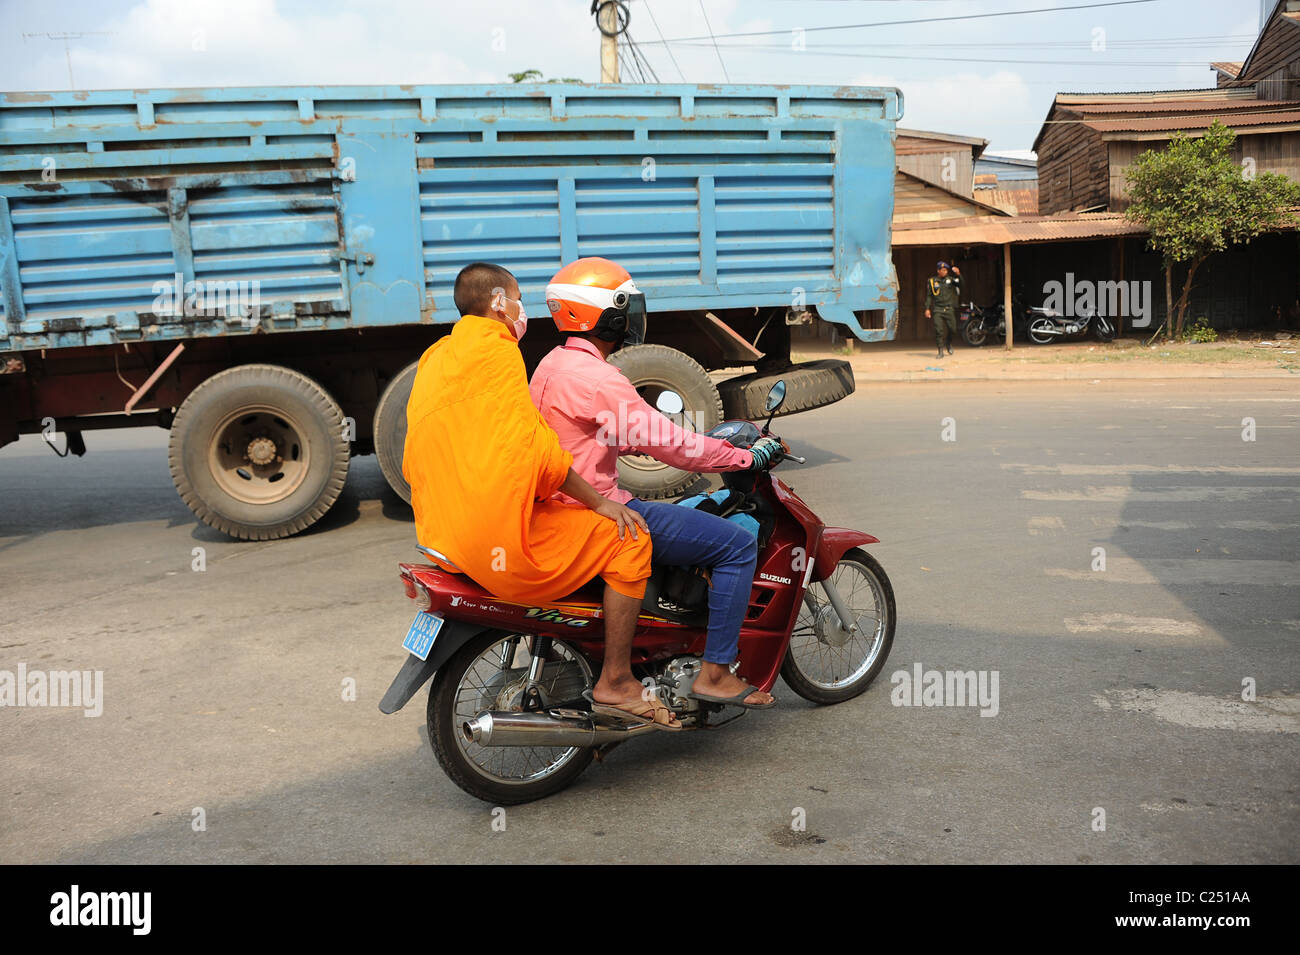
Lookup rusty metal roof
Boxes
[1210,62,1243,77]
[892,212,1146,246]
[1084,109,1300,133]
[1063,97,1294,114]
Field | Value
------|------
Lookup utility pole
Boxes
[593,1,627,83]
[22,31,116,89]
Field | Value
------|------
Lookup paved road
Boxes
[2,379,1297,863]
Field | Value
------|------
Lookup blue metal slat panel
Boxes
[189,181,344,307]
[10,193,176,321]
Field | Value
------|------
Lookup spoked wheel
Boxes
[1027,318,1056,345]
[781,548,896,705]
[1093,317,1116,342]
[963,319,988,347]
[428,630,595,804]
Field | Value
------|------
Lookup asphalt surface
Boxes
[2,378,1297,864]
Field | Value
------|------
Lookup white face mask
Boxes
[510,301,528,341]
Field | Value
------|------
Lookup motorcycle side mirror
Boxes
[764,381,786,414]
[655,390,684,415]
[762,380,786,433]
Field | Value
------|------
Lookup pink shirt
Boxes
[530,338,752,504]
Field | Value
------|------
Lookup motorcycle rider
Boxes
[529,257,782,708]
[403,261,684,730]
[925,260,962,358]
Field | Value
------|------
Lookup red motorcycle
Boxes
[379,382,896,804]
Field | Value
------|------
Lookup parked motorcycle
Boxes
[1025,303,1116,344]
[960,296,1038,347]
[960,303,1006,347]
[379,382,896,804]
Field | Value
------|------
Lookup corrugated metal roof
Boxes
[1054,88,1255,101]
[1210,62,1243,77]
[974,185,1040,216]
[892,212,1145,246]
[1064,98,1295,114]
[1084,109,1300,133]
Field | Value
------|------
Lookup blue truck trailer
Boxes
[0,83,901,539]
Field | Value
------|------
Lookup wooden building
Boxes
[895,128,988,198]
[1033,0,1300,214]
[1019,0,1300,332]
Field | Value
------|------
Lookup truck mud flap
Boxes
[718,359,855,421]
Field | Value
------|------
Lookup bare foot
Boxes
[692,663,774,706]
[591,675,681,728]
[592,674,647,707]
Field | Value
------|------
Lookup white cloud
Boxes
[852,68,1035,151]
[5,0,598,90]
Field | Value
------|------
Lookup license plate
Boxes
[402,612,445,661]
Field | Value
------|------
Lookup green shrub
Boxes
[1183,316,1218,343]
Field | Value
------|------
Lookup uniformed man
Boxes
[925,260,963,358]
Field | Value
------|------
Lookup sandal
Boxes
[689,683,776,709]
[583,690,683,731]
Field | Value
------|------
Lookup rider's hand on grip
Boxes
[749,436,785,471]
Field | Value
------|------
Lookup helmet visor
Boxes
[623,293,647,346]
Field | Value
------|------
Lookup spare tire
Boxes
[718,358,855,421]
[608,344,723,500]
[373,360,419,504]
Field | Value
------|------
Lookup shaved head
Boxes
[454,262,518,317]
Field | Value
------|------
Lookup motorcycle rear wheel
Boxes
[1027,318,1056,345]
[428,629,595,805]
[781,549,896,705]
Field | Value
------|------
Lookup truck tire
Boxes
[608,344,723,500]
[718,358,855,421]
[168,364,350,540]
[373,360,418,504]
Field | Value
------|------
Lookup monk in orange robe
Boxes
[402,262,680,728]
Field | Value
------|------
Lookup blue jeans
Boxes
[626,498,758,664]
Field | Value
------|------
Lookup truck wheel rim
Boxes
[207,405,312,504]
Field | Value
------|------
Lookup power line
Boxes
[641,0,687,81]
[665,42,1233,68]
[620,29,661,83]
[638,0,1160,45]
[714,34,1257,50]
[696,0,730,81]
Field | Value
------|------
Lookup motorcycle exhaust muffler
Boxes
[463,709,660,747]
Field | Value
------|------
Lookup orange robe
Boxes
[403,314,651,601]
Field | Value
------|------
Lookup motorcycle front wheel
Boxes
[428,629,595,805]
[1027,318,1056,345]
[962,319,988,347]
[781,549,896,705]
[1093,317,1116,342]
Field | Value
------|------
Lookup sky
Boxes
[0,0,1269,153]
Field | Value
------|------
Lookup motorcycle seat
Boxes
[414,546,702,622]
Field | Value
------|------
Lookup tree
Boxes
[509,69,582,83]
[1124,120,1300,338]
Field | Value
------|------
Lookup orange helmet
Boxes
[545,257,646,346]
